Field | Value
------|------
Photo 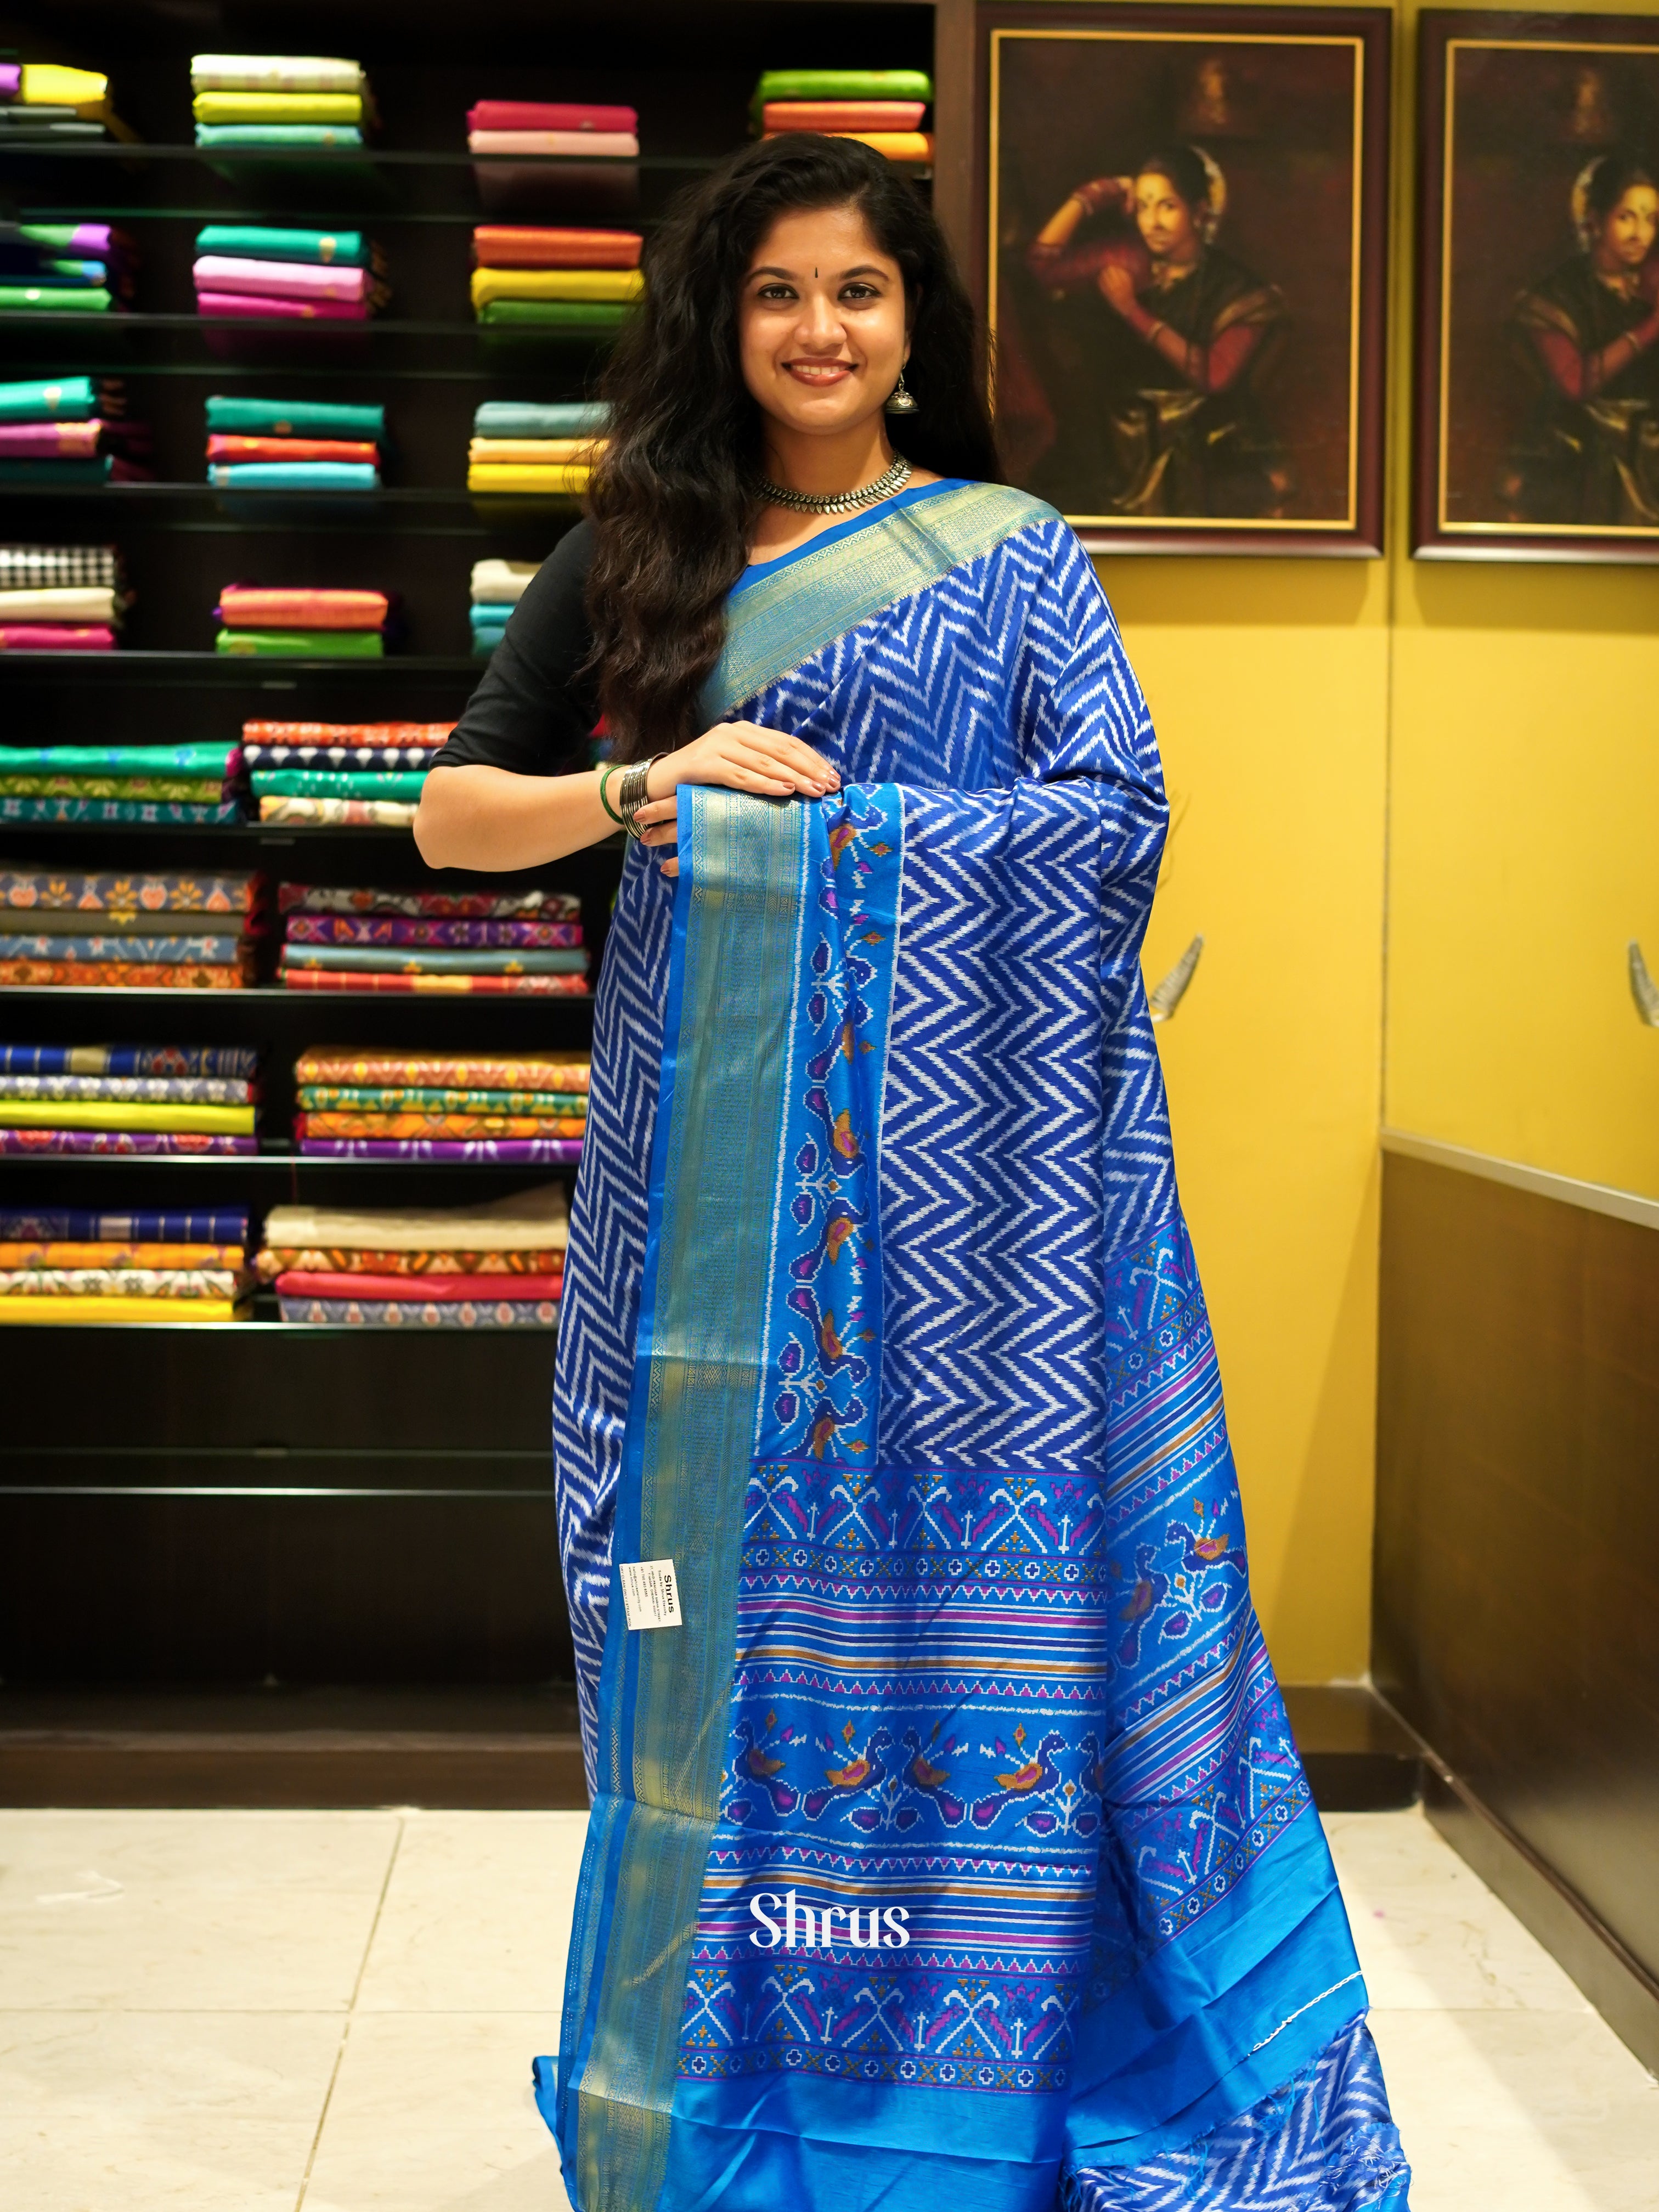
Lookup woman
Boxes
[416,134,1408,2212]
[1025,145,1289,517]
[1504,151,1659,524]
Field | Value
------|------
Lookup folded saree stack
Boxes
[194,226,386,325]
[0,377,148,486]
[0,744,246,826]
[289,1048,588,1164]
[467,101,637,161]
[0,543,126,651]
[245,721,452,827]
[470,557,540,656]
[754,68,935,163]
[278,883,588,997]
[0,862,266,988]
[0,1197,253,1325]
[0,61,129,145]
[205,394,385,495]
[469,103,641,221]
[259,1182,568,1327]
[468,397,609,499]
[216,583,391,660]
[190,55,373,150]
[0,1041,259,1172]
[469,222,641,335]
[0,222,136,316]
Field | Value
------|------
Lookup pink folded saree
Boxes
[193,256,372,304]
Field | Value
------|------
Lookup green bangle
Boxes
[597,762,627,828]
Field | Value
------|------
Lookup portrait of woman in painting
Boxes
[1024,143,1290,518]
[1501,151,1659,524]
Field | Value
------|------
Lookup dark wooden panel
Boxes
[1375,1153,1659,1988]
[0,1324,557,1451]
[0,1493,569,1681]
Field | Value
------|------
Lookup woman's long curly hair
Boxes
[585,134,1001,759]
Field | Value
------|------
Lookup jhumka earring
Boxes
[884,368,918,415]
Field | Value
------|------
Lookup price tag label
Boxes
[619,1558,682,1632]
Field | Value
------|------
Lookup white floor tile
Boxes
[302,2013,562,2212]
[0,2008,339,2210]
[1324,1807,1593,2013]
[355,1809,588,2015]
[0,1809,400,2011]
[1372,2007,1659,2211]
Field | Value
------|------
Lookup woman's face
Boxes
[739,201,909,441]
[1134,171,1201,262]
[1598,183,1659,268]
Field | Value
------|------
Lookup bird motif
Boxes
[828,817,859,865]
[899,1725,965,1825]
[788,1200,865,1283]
[1165,1517,1248,1581]
[1116,1543,1171,1666]
[730,1716,799,1816]
[803,1725,891,1820]
[970,1727,1067,1827]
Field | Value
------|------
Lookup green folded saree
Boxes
[251,769,425,799]
[477,299,630,329]
[216,629,383,658]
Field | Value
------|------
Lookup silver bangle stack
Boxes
[615,754,663,839]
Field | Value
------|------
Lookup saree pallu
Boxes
[551,484,1409,2212]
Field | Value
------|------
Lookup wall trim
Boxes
[1380,1129,1659,1233]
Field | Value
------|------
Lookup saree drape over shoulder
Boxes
[543,482,1410,2211]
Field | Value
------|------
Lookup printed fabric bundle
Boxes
[205,394,386,495]
[193,225,387,324]
[753,67,935,162]
[469,396,609,500]
[0,223,137,316]
[0,61,129,145]
[216,583,392,660]
[470,554,542,657]
[0,375,149,487]
[0,1037,260,1180]
[259,1180,569,1325]
[276,880,588,996]
[189,55,373,149]
[0,541,127,652]
[0,743,246,826]
[0,1191,253,1324]
[0,861,267,988]
[244,720,453,827]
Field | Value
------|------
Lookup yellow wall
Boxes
[1085,0,1659,1683]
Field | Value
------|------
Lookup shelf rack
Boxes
[0,0,940,1689]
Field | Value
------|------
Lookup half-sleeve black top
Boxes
[427,521,597,777]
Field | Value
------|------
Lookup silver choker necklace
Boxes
[758,454,912,515]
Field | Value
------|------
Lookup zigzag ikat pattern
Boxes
[1065,2018,1410,2211]
[554,514,1169,1778]
[551,844,674,1781]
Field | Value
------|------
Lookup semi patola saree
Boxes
[541,481,1410,2211]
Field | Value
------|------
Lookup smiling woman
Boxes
[413,134,1409,2212]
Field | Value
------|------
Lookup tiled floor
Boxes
[1,1804,1655,2208]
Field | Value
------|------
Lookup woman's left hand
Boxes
[1099,261,1139,315]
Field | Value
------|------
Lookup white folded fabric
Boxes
[190,55,364,93]
[263,1184,569,1252]
[470,558,541,606]
[0,585,117,624]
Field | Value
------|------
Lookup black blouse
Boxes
[428,521,597,777]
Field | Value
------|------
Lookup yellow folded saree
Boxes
[467,438,603,466]
[0,1295,246,1324]
[0,1099,256,1136]
[469,267,644,310]
[192,89,363,125]
[467,462,591,494]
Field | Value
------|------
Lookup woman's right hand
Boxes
[632,719,839,875]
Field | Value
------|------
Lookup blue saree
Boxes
[543,482,1410,2211]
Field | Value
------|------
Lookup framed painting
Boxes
[977,4,1391,555]
[1415,13,1659,561]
